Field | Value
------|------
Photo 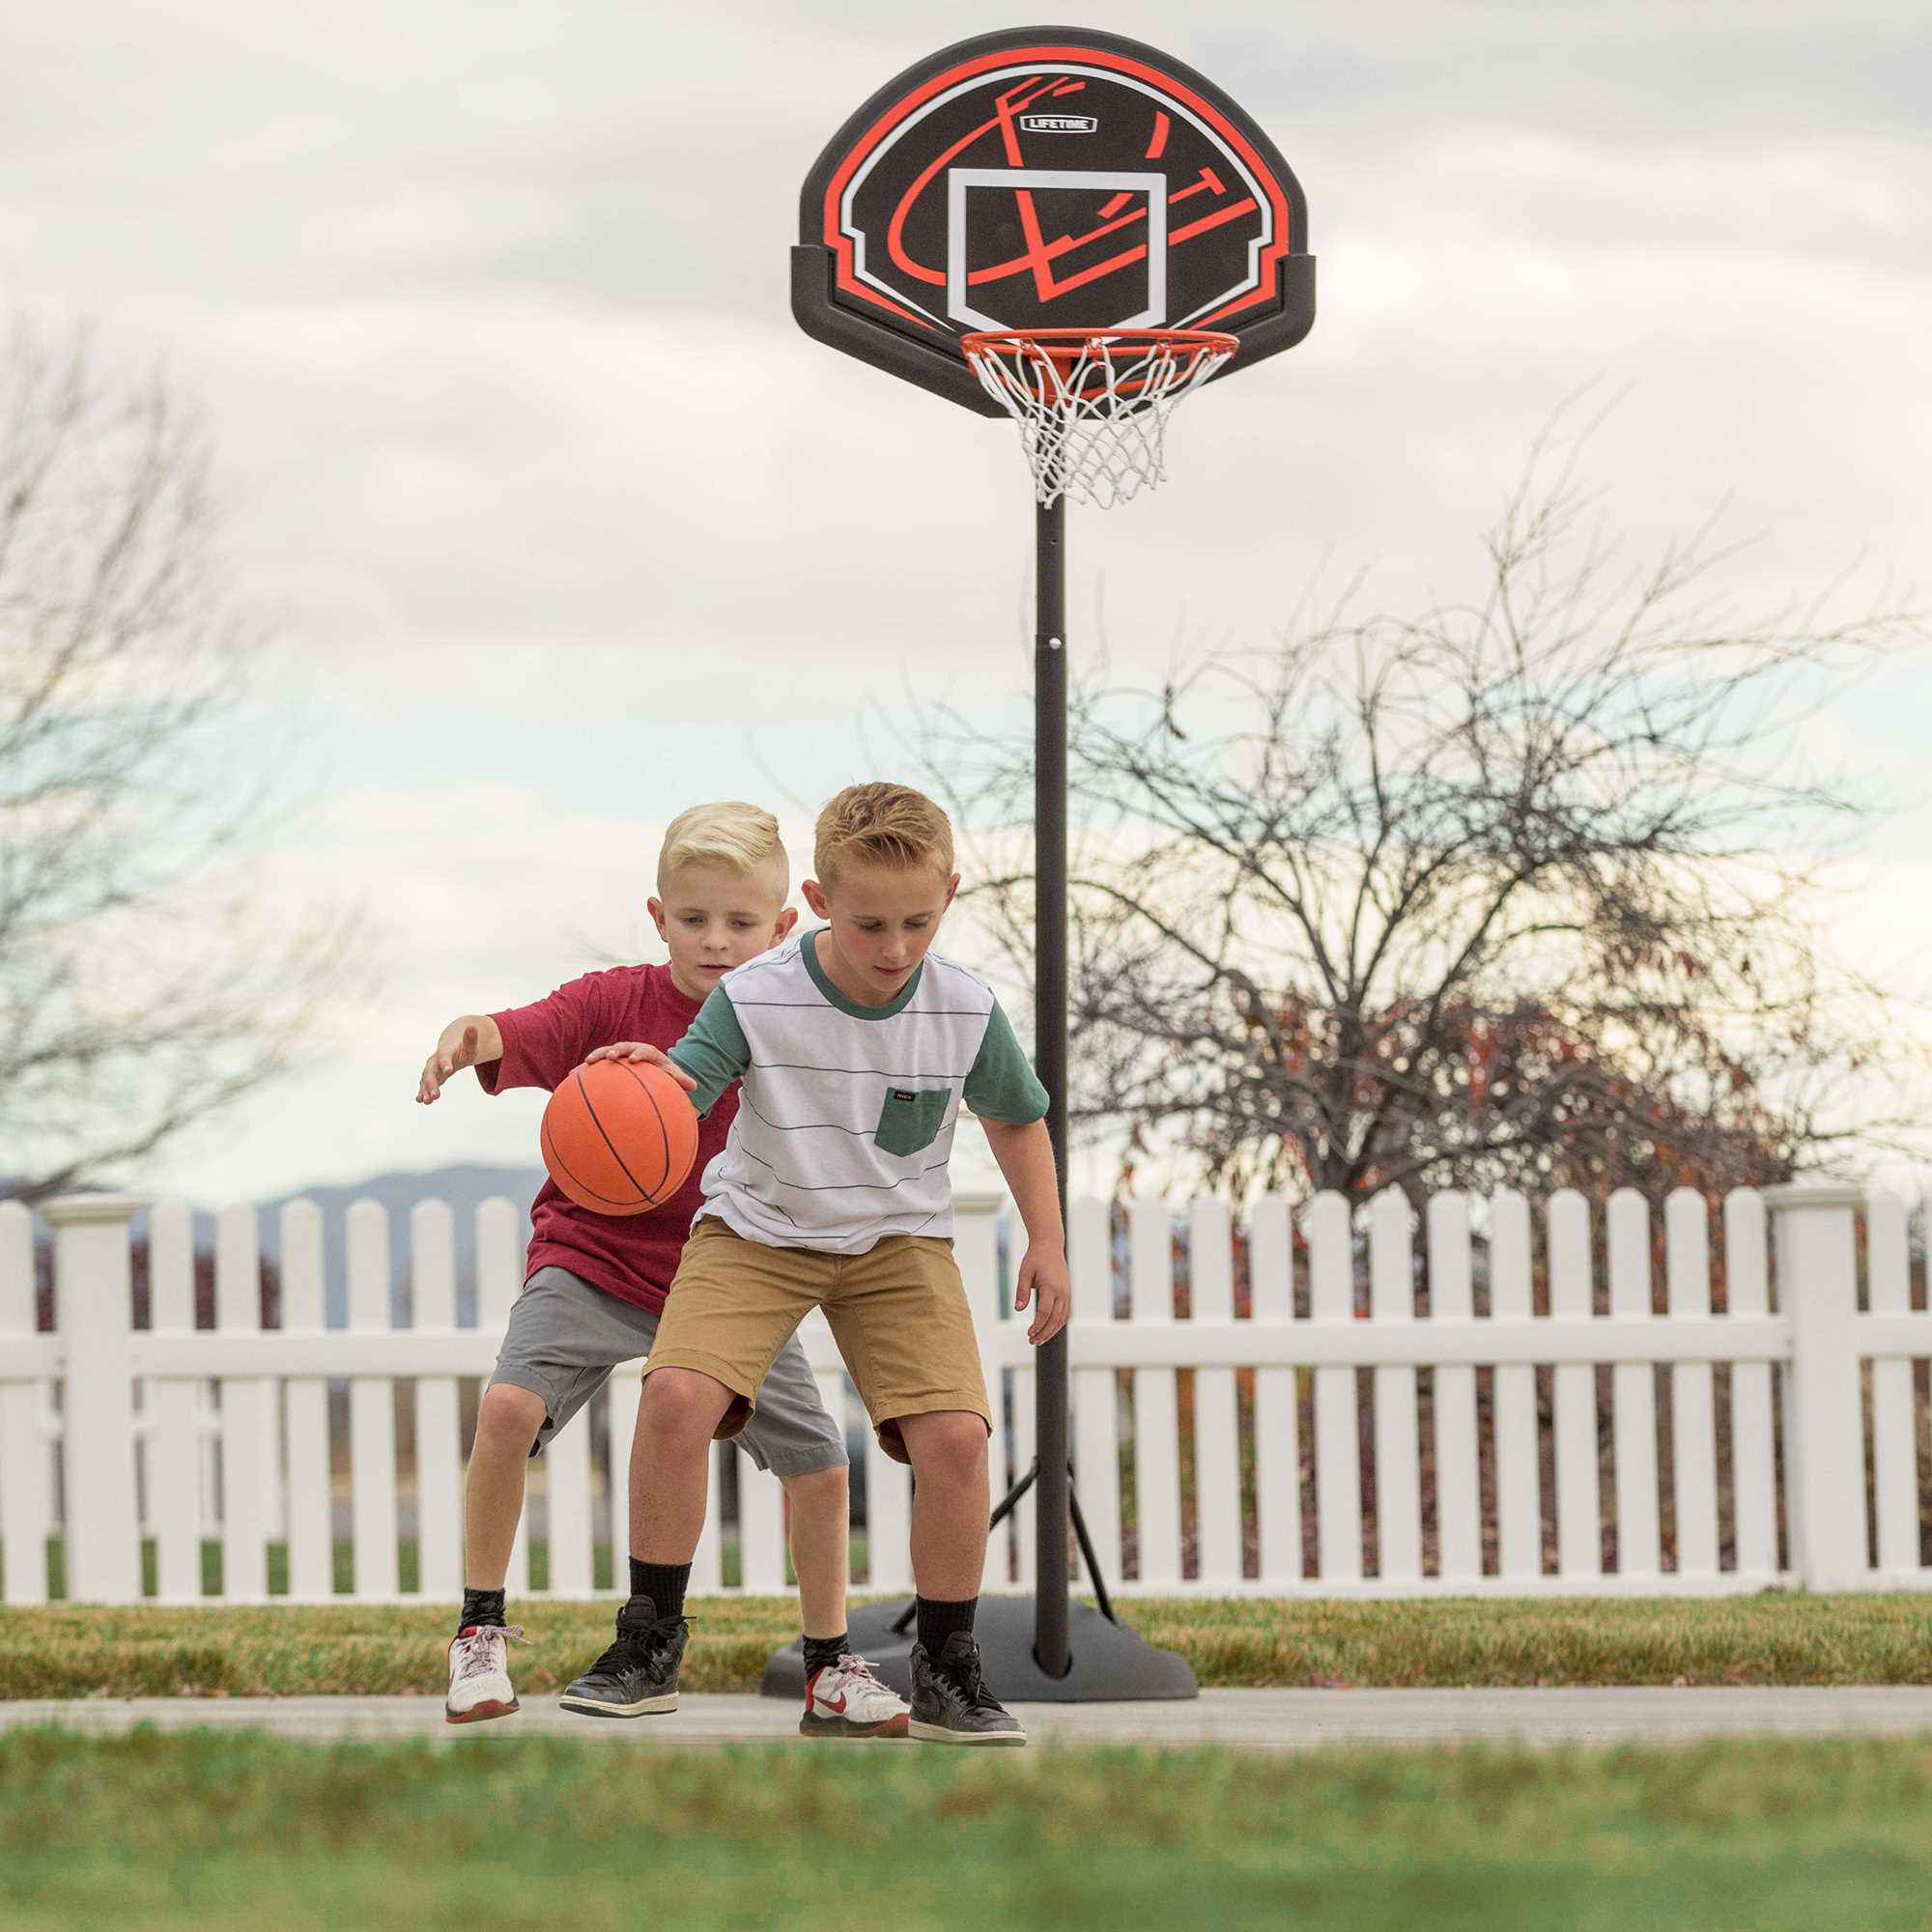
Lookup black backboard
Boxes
[793,26,1315,415]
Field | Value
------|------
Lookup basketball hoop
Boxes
[796,28,1313,1701]
[961,327,1237,509]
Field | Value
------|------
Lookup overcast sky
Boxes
[3,1,1929,1205]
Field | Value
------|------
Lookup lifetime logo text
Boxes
[1019,114,1098,134]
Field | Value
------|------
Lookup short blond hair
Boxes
[658,802,788,895]
[813,782,954,887]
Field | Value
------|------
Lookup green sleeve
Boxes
[667,987,751,1120]
[962,1000,1050,1124]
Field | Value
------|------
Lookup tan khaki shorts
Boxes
[643,1217,990,1463]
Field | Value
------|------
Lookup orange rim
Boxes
[962,326,1237,361]
[962,327,1237,400]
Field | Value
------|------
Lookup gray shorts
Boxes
[489,1266,848,1477]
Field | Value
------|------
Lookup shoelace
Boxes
[453,1625,527,1681]
[589,1615,688,1679]
[939,1649,1003,1715]
[833,1652,896,1696]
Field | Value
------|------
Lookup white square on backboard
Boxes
[946,168,1168,332]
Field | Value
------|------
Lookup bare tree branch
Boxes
[917,409,1926,1203]
[0,310,375,1202]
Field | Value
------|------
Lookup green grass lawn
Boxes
[4,1591,1931,1699]
[6,1727,1932,1931]
[19,1535,785,1600]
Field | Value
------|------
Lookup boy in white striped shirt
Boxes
[578,782,1070,1743]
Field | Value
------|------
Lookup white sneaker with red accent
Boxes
[445,1624,526,1724]
[800,1652,911,1739]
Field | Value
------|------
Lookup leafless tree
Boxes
[0,312,367,1201]
[925,413,1924,1202]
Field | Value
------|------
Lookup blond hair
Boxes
[658,802,788,895]
[813,782,954,887]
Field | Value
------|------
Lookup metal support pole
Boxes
[1034,493,1070,1678]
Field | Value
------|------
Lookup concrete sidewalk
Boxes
[8,1687,1932,1750]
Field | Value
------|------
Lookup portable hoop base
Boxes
[764,1596,1199,1704]
[962,327,1236,509]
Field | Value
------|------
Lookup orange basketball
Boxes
[540,1058,699,1216]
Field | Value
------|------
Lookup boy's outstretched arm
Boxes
[417,1013,505,1104]
[978,1115,1070,1344]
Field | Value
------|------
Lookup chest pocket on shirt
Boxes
[874,1086,951,1158]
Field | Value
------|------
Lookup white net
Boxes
[963,330,1236,509]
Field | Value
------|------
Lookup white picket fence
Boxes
[1,1181,1928,1606]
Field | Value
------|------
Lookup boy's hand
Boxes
[583,1041,697,1092]
[1013,1243,1071,1346]
[418,1021,481,1104]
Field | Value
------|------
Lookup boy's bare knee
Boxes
[476,1382,546,1451]
[640,1367,735,1445]
[896,1409,988,1472]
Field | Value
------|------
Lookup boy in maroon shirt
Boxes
[417,803,906,1737]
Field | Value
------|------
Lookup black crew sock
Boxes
[915,1595,978,1657]
[629,1558,691,1622]
[802,1631,850,1676]
[459,1586,506,1634]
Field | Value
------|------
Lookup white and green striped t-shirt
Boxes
[667,929,1049,1255]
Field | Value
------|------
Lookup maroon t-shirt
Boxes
[475,963,731,1314]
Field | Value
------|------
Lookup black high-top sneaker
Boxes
[908,1631,1027,1746]
[558,1596,689,1719]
